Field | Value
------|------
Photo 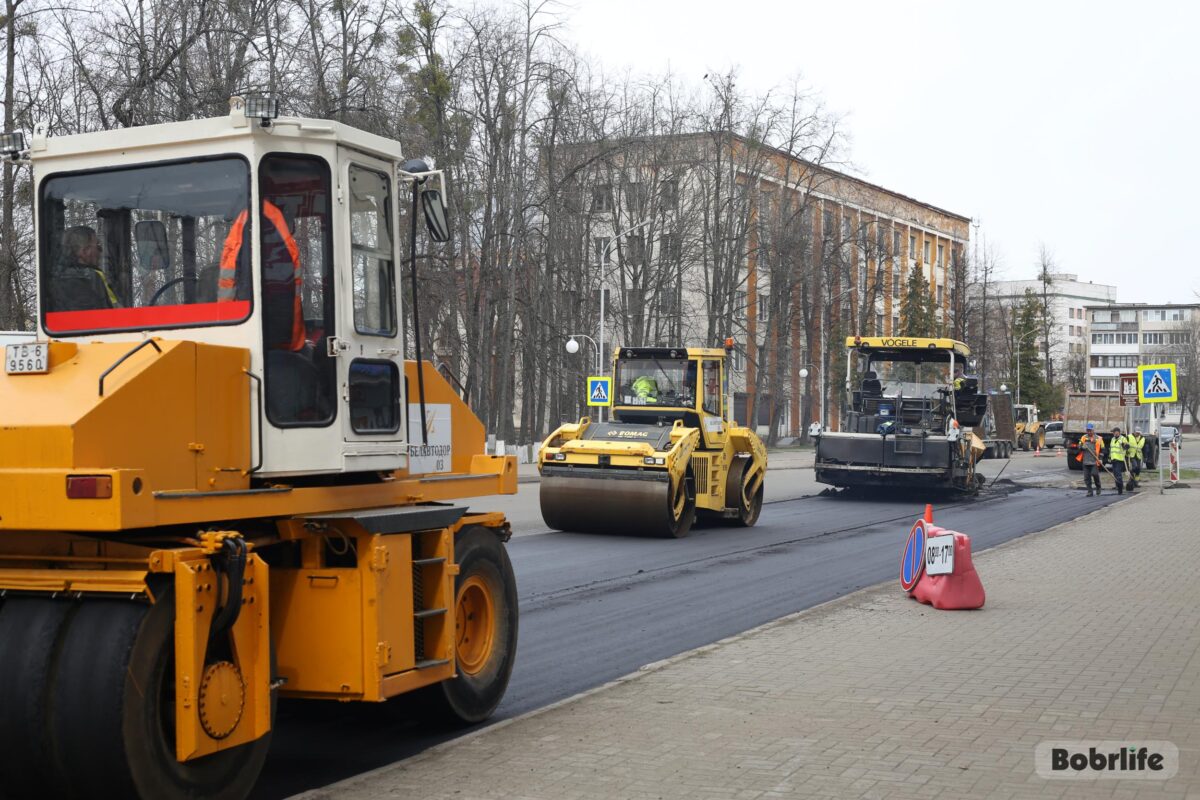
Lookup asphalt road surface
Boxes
[255,482,1125,799]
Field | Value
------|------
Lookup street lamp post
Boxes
[597,219,653,400]
[566,333,601,419]
[799,364,820,436]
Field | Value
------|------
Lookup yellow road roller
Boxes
[538,346,767,538]
[0,100,518,799]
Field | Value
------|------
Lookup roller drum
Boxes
[540,471,695,538]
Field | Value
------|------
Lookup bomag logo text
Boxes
[613,431,651,438]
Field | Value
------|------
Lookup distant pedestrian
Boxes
[1076,423,1104,496]
[1108,426,1128,495]
[1127,427,1146,490]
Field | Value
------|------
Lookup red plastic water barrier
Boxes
[911,531,986,610]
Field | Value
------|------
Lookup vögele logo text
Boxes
[1035,741,1178,780]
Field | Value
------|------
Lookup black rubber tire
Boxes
[47,592,273,800]
[726,457,764,527]
[431,526,519,724]
[1067,450,1082,470]
[664,471,697,538]
[0,598,74,799]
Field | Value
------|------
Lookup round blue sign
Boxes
[900,519,926,592]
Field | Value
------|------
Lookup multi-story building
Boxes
[983,273,1116,368]
[1085,302,1198,428]
[569,133,970,436]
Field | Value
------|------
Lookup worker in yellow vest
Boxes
[1108,426,1128,495]
[1127,427,1147,491]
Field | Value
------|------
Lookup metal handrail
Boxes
[98,339,162,396]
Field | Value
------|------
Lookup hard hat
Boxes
[1085,423,1094,430]
[1134,427,1143,433]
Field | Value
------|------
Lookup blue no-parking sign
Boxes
[587,375,612,407]
[1137,363,1177,403]
[900,519,927,592]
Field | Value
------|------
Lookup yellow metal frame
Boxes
[846,335,971,357]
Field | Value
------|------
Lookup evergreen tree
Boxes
[1009,291,1062,412]
[900,263,937,337]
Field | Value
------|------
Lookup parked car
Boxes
[1043,420,1064,448]
[1160,426,1181,446]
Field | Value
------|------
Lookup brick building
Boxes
[573,133,970,436]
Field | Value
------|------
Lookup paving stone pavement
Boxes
[302,488,1200,800]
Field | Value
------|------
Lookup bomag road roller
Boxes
[0,98,519,799]
[538,345,767,538]
[813,336,990,493]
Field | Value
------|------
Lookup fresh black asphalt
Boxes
[254,485,1125,798]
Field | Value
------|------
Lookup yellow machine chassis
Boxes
[0,510,509,763]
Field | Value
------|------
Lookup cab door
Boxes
[699,358,728,449]
[335,150,406,471]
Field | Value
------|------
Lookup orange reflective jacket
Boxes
[1075,435,1102,463]
[219,201,305,351]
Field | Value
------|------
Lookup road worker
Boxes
[1127,427,1147,490]
[1076,422,1104,496]
[1108,425,1128,495]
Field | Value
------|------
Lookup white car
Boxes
[1043,421,1064,448]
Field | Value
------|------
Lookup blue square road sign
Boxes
[587,376,612,407]
[1137,363,1177,403]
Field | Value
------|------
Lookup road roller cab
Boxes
[538,346,767,538]
[0,101,520,799]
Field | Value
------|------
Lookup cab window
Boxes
[259,154,336,427]
[348,165,396,336]
[702,360,721,415]
[39,157,251,334]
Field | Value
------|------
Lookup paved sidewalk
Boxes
[306,488,1200,799]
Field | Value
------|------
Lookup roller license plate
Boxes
[5,342,49,374]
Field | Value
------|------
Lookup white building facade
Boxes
[987,273,1116,369]
[1085,302,1198,428]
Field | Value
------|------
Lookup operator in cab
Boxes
[49,226,122,311]
[632,375,659,404]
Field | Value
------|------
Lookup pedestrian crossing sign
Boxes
[1137,363,1177,403]
[587,376,612,407]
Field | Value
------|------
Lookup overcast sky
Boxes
[562,0,1199,303]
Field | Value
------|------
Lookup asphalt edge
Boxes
[294,489,1146,798]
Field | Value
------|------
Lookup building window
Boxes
[936,285,943,305]
[758,293,769,324]
[892,314,900,334]
[593,236,612,266]
[892,268,902,298]
[1091,378,1117,392]
[591,184,612,212]
[822,210,834,240]
[922,240,930,263]
[909,234,916,259]
[937,243,944,265]
[893,230,901,255]
[875,313,884,334]
[1144,332,1164,345]
[659,179,678,209]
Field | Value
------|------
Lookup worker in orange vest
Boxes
[1076,422,1104,496]
[218,200,306,352]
